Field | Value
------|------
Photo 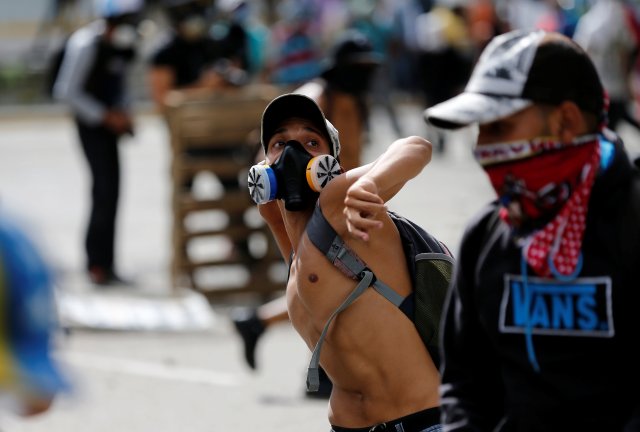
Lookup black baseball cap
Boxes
[424,30,605,129]
[321,31,382,77]
[261,94,341,158]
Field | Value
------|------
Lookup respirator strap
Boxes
[306,206,404,305]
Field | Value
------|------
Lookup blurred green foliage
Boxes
[0,62,50,105]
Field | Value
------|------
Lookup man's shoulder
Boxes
[318,169,349,200]
[67,21,102,51]
[387,211,450,256]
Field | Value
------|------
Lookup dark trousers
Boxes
[76,121,120,272]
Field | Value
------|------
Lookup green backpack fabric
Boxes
[304,206,454,391]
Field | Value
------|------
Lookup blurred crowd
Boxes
[40,0,640,144]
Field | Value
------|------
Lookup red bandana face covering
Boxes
[476,135,601,277]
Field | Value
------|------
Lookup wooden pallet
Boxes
[165,85,285,300]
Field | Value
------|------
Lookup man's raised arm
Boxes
[343,136,432,241]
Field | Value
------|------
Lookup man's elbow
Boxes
[405,135,433,166]
[52,82,69,103]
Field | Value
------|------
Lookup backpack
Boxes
[44,38,68,98]
[390,211,454,367]
[305,205,454,391]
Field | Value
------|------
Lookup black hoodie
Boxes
[440,133,640,432]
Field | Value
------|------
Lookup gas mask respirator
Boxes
[111,24,139,50]
[248,141,342,211]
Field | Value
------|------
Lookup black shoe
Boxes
[88,267,131,286]
[305,366,333,399]
[231,308,265,370]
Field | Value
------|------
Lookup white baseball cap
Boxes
[424,30,605,129]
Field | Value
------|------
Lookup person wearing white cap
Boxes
[53,0,144,285]
[425,29,640,431]
[573,0,640,133]
[251,93,448,431]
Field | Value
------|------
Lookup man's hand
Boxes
[103,110,133,136]
[343,177,386,241]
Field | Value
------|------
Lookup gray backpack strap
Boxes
[307,271,374,392]
[372,278,404,306]
[307,205,406,306]
[305,206,406,392]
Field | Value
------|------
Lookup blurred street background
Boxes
[1,0,640,431]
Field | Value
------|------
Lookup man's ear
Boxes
[554,101,588,143]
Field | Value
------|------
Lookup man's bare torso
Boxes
[285,175,440,428]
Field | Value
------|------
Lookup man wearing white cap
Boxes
[425,30,640,431]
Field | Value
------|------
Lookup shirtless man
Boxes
[254,93,442,431]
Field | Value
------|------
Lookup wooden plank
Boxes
[176,192,253,213]
[166,86,279,150]
[173,160,250,180]
[198,281,286,300]
[174,251,282,270]
[179,225,262,241]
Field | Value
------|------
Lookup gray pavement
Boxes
[1,101,639,432]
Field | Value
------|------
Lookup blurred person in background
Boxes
[466,0,506,56]
[53,0,144,286]
[573,0,640,133]
[347,0,404,138]
[0,209,69,417]
[415,0,473,153]
[296,30,382,170]
[385,0,424,96]
[213,0,272,80]
[425,29,640,431]
[535,0,581,37]
[148,0,248,113]
[209,0,251,75]
[263,0,323,88]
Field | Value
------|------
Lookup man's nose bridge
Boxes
[284,140,304,150]
[272,140,303,165]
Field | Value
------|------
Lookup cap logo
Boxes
[467,30,545,97]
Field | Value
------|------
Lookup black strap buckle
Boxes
[358,268,376,284]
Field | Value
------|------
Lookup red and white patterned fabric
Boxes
[524,143,601,277]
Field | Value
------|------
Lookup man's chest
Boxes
[286,246,358,333]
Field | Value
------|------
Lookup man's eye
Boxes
[306,140,319,147]
[274,141,285,147]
